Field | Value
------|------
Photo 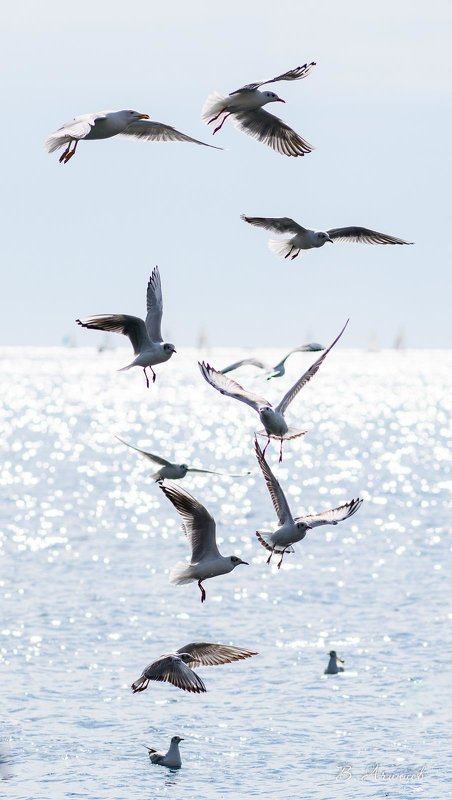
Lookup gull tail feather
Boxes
[117,363,134,373]
[202,92,228,124]
[268,238,300,260]
[131,675,147,692]
[169,562,196,585]
[45,134,70,153]
[256,531,294,554]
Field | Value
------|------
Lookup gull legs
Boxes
[143,366,157,388]
[198,579,206,603]
[59,140,78,164]
[267,545,289,568]
[213,113,232,135]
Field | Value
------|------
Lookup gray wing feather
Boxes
[234,109,313,157]
[160,481,220,561]
[276,320,349,414]
[231,62,316,93]
[241,215,306,234]
[176,642,258,666]
[121,119,221,149]
[115,435,172,467]
[221,357,268,374]
[199,362,271,411]
[145,267,163,342]
[254,439,293,525]
[143,655,206,693]
[327,226,413,245]
[295,498,363,527]
[76,314,149,354]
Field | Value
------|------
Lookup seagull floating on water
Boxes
[254,439,363,567]
[202,63,315,156]
[76,267,175,388]
[115,435,250,481]
[160,481,248,602]
[200,321,348,461]
[220,342,325,380]
[132,642,257,693]
[143,736,184,769]
[46,109,221,164]
[324,651,345,674]
[241,215,413,260]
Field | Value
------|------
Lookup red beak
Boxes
[277,98,286,103]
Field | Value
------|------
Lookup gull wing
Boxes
[114,435,172,467]
[188,467,250,477]
[176,642,257,667]
[241,215,306,235]
[295,498,363,527]
[268,342,325,377]
[145,267,163,342]
[230,62,316,93]
[254,439,293,526]
[276,320,349,414]
[143,655,206,693]
[121,119,221,149]
[199,362,270,411]
[76,314,149,355]
[160,481,220,561]
[221,357,268,374]
[327,226,413,245]
[233,109,313,157]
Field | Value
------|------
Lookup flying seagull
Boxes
[46,109,221,164]
[241,214,413,260]
[115,435,250,481]
[131,642,257,693]
[220,342,325,379]
[143,736,184,769]
[324,651,345,674]
[199,321,348,461]
[76,267,175,388]
[202,63,315,156]
[254,439,363,567]
[160,481,248,603]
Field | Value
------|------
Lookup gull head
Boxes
[171,736,184,744]
[123,110,150,122]
[262,91,285,105]
[163,342,177,354]
[315,231,334,247]
[229,555,248,569]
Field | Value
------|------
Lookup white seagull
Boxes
[131,642,257,693]
[199,321,348,461]
[241,215,413,260]
[202,63,315,156]
[76,267,175,388]
[324,651,345,674]
[220,342,325,379]
[254,439,363,568]
[46,109,221,164]
[115,435,250,481]
[143,736,184,769]
[160,481,248,603]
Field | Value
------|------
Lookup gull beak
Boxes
[179,738,184,741]
[239,559,249,565]
[327,236,334,243]
[138,113,150,120]
[276,98,286,103]
[171,346,177,353]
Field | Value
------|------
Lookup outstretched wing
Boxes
[199,362,270,411]
[268,342,325,378]
[295,498,363,527]
[254,439,293,526]
[76,314,149,354]
[115,435,172,467]
[177,642,258,666]
[145,267,163,342]
[276,320,349,414]
[187,467,250,477]
[121,119,221,149]
[241,215,306,234]
[160,481,219,561]
[234,109,313,157]
[221,357,268,374]
[142,655,206,693]
[231,62,316,93]
[327,226,413,245]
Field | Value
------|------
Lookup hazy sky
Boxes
[1,0,451,348]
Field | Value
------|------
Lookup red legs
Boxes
[279,439,284,462]
[262,437,271,458]
[59,140,78,164]
[143,368,150,388]
[207,107,227,124]
[266,547,275,565]
[277,547,290,569]
[150,366,156,383]
[198,580,206,603]
[213,113,231,135]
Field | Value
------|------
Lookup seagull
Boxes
[76,267,175,388]
[220,342,325,379]
[115,435,250,481]
[131,642,257,693]
[254,439,363,567]
[241,215,413,260]
[202,63,315,156]
[324,651,345,675]
[199,321,348,461]
[45,109,221,164]
[143,736,184,769]
[159,481,248,603]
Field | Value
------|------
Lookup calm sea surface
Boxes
[1,347,450,799]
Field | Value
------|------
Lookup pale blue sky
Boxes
[1,0,451,347]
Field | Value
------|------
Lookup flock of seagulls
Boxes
[46,61,413,770]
